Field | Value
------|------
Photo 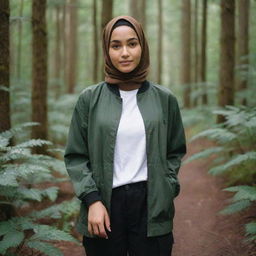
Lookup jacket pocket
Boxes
[150,174,175,223]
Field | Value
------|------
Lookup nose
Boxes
[121,46,129,58]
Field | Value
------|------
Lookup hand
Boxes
[88,201,111,238]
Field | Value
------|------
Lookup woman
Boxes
[64,15,186,256]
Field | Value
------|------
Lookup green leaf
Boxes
[16,139,52,149]
[190,128,237,144]
[0,221,15,236]
[209,151,256,175]
[31,225,78,243]
[18,187,42,201]
[183,147,223,164]
[245,222,256,235]
[0,170,18,186]
[219,200,251,215]
[0,230,24,254]
[43,187,59,202]
[27,240,63,256]
[224,185,256,202]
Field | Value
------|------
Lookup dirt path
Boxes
[172,139,254,256]
[58,140,255,255]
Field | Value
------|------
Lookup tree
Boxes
[129,0,147,31]
[237,0,250,106]
[16,0,24,81]
[193,0,199,106]
[66,0,78,93]
[31,0,48,154]
[92,0,99,83]
[101,0,113,80]
[157,0,163,84]
[217,0,235,123]
[200,0,208,105]
[53,2,62,99]
[181,0,192,108]
[0,0,11,133]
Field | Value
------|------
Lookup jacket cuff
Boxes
[80,191,102,208]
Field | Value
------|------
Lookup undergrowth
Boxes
[184,105,256,242]
[0,123,80,256]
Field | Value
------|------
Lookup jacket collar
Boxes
[106,80,150,97]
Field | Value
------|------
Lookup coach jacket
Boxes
[64,80,186,237]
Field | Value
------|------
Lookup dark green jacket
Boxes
[64,80,186,237]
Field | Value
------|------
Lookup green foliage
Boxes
[185,106,256,241]
[0,124,79,255]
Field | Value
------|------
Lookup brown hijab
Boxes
[102,15,150,84]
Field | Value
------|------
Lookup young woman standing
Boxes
[64,15,186,256]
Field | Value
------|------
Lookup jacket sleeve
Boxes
[64,92,101,207]
[167,95,187,197]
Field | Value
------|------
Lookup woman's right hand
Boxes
[88,201,111,239]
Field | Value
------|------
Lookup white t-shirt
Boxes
[113,89,148,188]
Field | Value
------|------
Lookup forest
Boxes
[0,0,256,255]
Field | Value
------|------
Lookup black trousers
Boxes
[83,181,173,256]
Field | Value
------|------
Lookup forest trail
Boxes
[57,139,254,256]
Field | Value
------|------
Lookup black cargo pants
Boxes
[83,181,174,256]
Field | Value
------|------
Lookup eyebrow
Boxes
[110,38,139,43]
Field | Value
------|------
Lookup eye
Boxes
[129,42,138,47]
[111,44,120,49]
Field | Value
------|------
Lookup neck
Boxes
[118,82,141,91]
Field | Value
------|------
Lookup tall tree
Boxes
[181,0,192,108]
[238,0,250,105]
[217,0,235,123]
[0,0,11,133]
[61,0,67,94]
[66,0,78,93]
[92,0,99,83]
[129,0,147,31]
[101,0,113,80]
[193,0,199,106]
[16,0,24,81]
[157,0,163,84]
[201,0,208,105]
[31,0,48,154]
[53,3,62,98]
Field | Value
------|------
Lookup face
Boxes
[109,26,142,73]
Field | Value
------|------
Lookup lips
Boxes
[119,60,133,65]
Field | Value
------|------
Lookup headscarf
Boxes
[102,15,150,84]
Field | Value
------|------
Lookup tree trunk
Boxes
[61,1,67,94]
[201,0,208,105]
[92,0,99,83]
[101,0,113,80]
[193,0,199,106]
[238,0,250,106]
[66,0,78,94]
[54,4,61,99]
[0,0,11,133]
[181,0,192,108]
[31,0,48,154]
[16,0,24,81]
[217,0,235,123]
[157,0,163,84]
[129,0,147,31]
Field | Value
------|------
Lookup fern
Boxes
[190,128,237,144]
[183,146,224,164]
[224,186,256,202]
[0,230,24,255]
[209,152,256,175]
[31,225,77,243]
[219,200,251,215]
[0,124,78,255]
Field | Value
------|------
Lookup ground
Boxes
[46,139,256,255]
